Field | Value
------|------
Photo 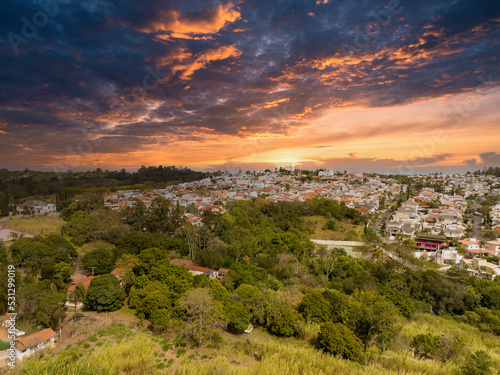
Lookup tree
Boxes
[115,254,140,290]
[129,281,172,318]
[53,262,74,283]
[178,288,227,346]
[340,290,402,351]
[36,289,66,328]
[69,283,86,328]
[81,243,115,275]
[226,302,251,332]
[318,322,363,360]
[84,274,125,311]
[379,286,416,318]
[149,308,171,327]
[299,291,332,323]
[182,223,201,260]
[266,301,300,337]
[63,210,120,246]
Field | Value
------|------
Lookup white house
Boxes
[486,240,500,256]
[15,328,56,360]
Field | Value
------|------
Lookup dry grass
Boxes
[2,215,64,236]
[14,313,500,375]
[304,215,364,241]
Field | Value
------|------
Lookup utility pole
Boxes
[90,267,96,276]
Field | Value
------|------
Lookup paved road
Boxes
[375,205,394,229]
[373,205,395,244]
[471,212,485,240]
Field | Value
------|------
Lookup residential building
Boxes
[15,328,57,360]
[415,234,447,252]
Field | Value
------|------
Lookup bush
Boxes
[299,291,332,323]
[461,350,494,375]
[318,322,362,360]
[85,274,126,311]
[226,302,251,332]
[410,333,442,356]
[322,220,337,231]
[267,302,301,337]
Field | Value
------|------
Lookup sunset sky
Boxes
[0,0,499,173]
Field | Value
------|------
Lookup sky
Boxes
[0,0,499,173]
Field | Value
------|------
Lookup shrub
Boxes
[299,291,332,323]
[318,322,362,360]
[410,333,442,357]
[226,302,251,332]
[85,274,126,312]
[267,302,301,337]
[461,350,494,375]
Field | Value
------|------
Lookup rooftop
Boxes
[15,328,56,352]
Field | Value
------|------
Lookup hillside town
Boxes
[11,170,500,281]
[1,169,500,371]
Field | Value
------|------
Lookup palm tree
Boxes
[69,283,86,329]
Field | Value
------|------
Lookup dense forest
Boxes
[0,166,210,216]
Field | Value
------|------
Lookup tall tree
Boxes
[69,283,86,329]
[85,274,126,312]
[178,288,227,346]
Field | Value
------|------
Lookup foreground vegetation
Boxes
[1,193,499,374]
[11,312,500,375]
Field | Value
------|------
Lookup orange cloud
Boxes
[170,45,242,80]
[264,98,290,108]
[139,2,241,39]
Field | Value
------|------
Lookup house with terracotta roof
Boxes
[170,259,195,268]
[66,275,97,307]
[460,258,500,280]
[486,239,500,256]
[111,268,125,287]
[15,328,57,360]
[459,238,481,251]
[217,268,229,281]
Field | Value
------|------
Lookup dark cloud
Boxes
[479,152,500,166]
[0,0,499,169]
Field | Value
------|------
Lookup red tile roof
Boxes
[15,328,56,351]
[187,265,209,273]
[68,276,97,293]
[218,268,229,276]
[170,259,194,267]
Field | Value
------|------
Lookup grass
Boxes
[2,215,65,236]
[14,314,500,375]
[0,339,11,351]
[90,333,162,374]
[304,215,364,241]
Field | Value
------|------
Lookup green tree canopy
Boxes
[318,322,363,360]
[85,274,125,312]
[299,291,332,323]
